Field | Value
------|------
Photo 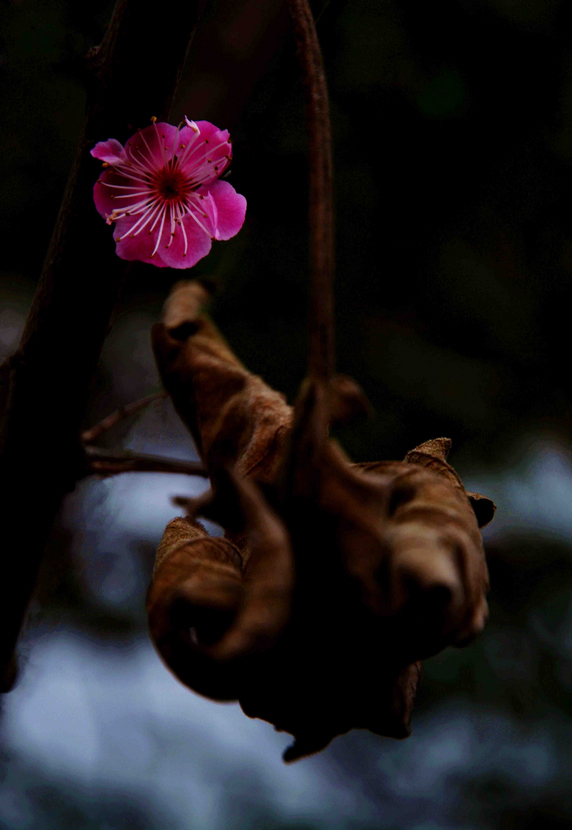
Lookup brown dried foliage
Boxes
[147,281,495,761]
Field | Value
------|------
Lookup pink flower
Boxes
[91,118,246,269]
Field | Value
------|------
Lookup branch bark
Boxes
[289,0,335,381]
[81,391,168,444]
[0,0,206,691]
[84,446,208,478]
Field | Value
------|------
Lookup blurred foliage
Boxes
[4,0,572,827]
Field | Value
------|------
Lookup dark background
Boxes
[2,0,572,827]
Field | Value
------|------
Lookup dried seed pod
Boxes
[148,280,495,760]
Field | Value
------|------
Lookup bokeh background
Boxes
[3,0,572,827]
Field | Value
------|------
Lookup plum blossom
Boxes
[91,118,246,269]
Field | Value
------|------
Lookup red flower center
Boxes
[156,166,190,202]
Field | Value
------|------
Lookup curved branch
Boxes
[0,0,207,692]
[289,0,335,380]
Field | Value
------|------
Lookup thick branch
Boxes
[288,0,335,380]
[0,0,206,691]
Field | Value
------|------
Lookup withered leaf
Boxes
[148,516,244,700]
[148,280,494,761]
[152,281,291,484]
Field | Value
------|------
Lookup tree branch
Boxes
[288,0,335,381]
[0,0,207,691]
[84,446,208,478]
[81,391,168,444]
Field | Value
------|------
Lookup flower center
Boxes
[156,165,189,202]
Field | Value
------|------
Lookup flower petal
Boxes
[91,139,127,166]
[187,192,218,237]
[93,168,151,219]
[94,179,115,220]
[113,212,169,267]
[178,122,231,183]
[124,122,178,170]
[204,180,247,241]
[158,211,213,269]
[195,121,230,144]
[174,125,203,161]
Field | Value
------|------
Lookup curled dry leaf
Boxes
[153,280,291,482]
[149,516,244,700]
[148,280,495,761]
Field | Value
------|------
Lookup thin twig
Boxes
[82,390,168,444]
[289,0,335,380]
[84,446,208,477]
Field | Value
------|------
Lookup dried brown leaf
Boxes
[148,281,494,760]
[152,280,291,483]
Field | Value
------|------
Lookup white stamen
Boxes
[184,116,200,134]
[165,204,177,249]
[101,182,150,191]
[112,191,152,200]
[122,147,153,177]
[175,129,206,168]
[153,120,169,166]
[180,213,189,256]
[110,197,156,221]
[138,129,163,170]
[171,123,185,161]
[118,199,162,239]
[148,203,165,234]
[179,139,230,172]
[130,145,158,171]
[110,166,151,184]
[151,209,167,257]
[185,203,211,237]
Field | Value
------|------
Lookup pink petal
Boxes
[187,192,218,237]
[113,213,168,267]
[94,179,115,219]
[195,121,230,144]
[178,122,231,182]
[174,125,203,159]
[93,168,150,219]
[124,122,178,170]
[204,180,247,241]
[91,139,127,165]
[158,212,213,269]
